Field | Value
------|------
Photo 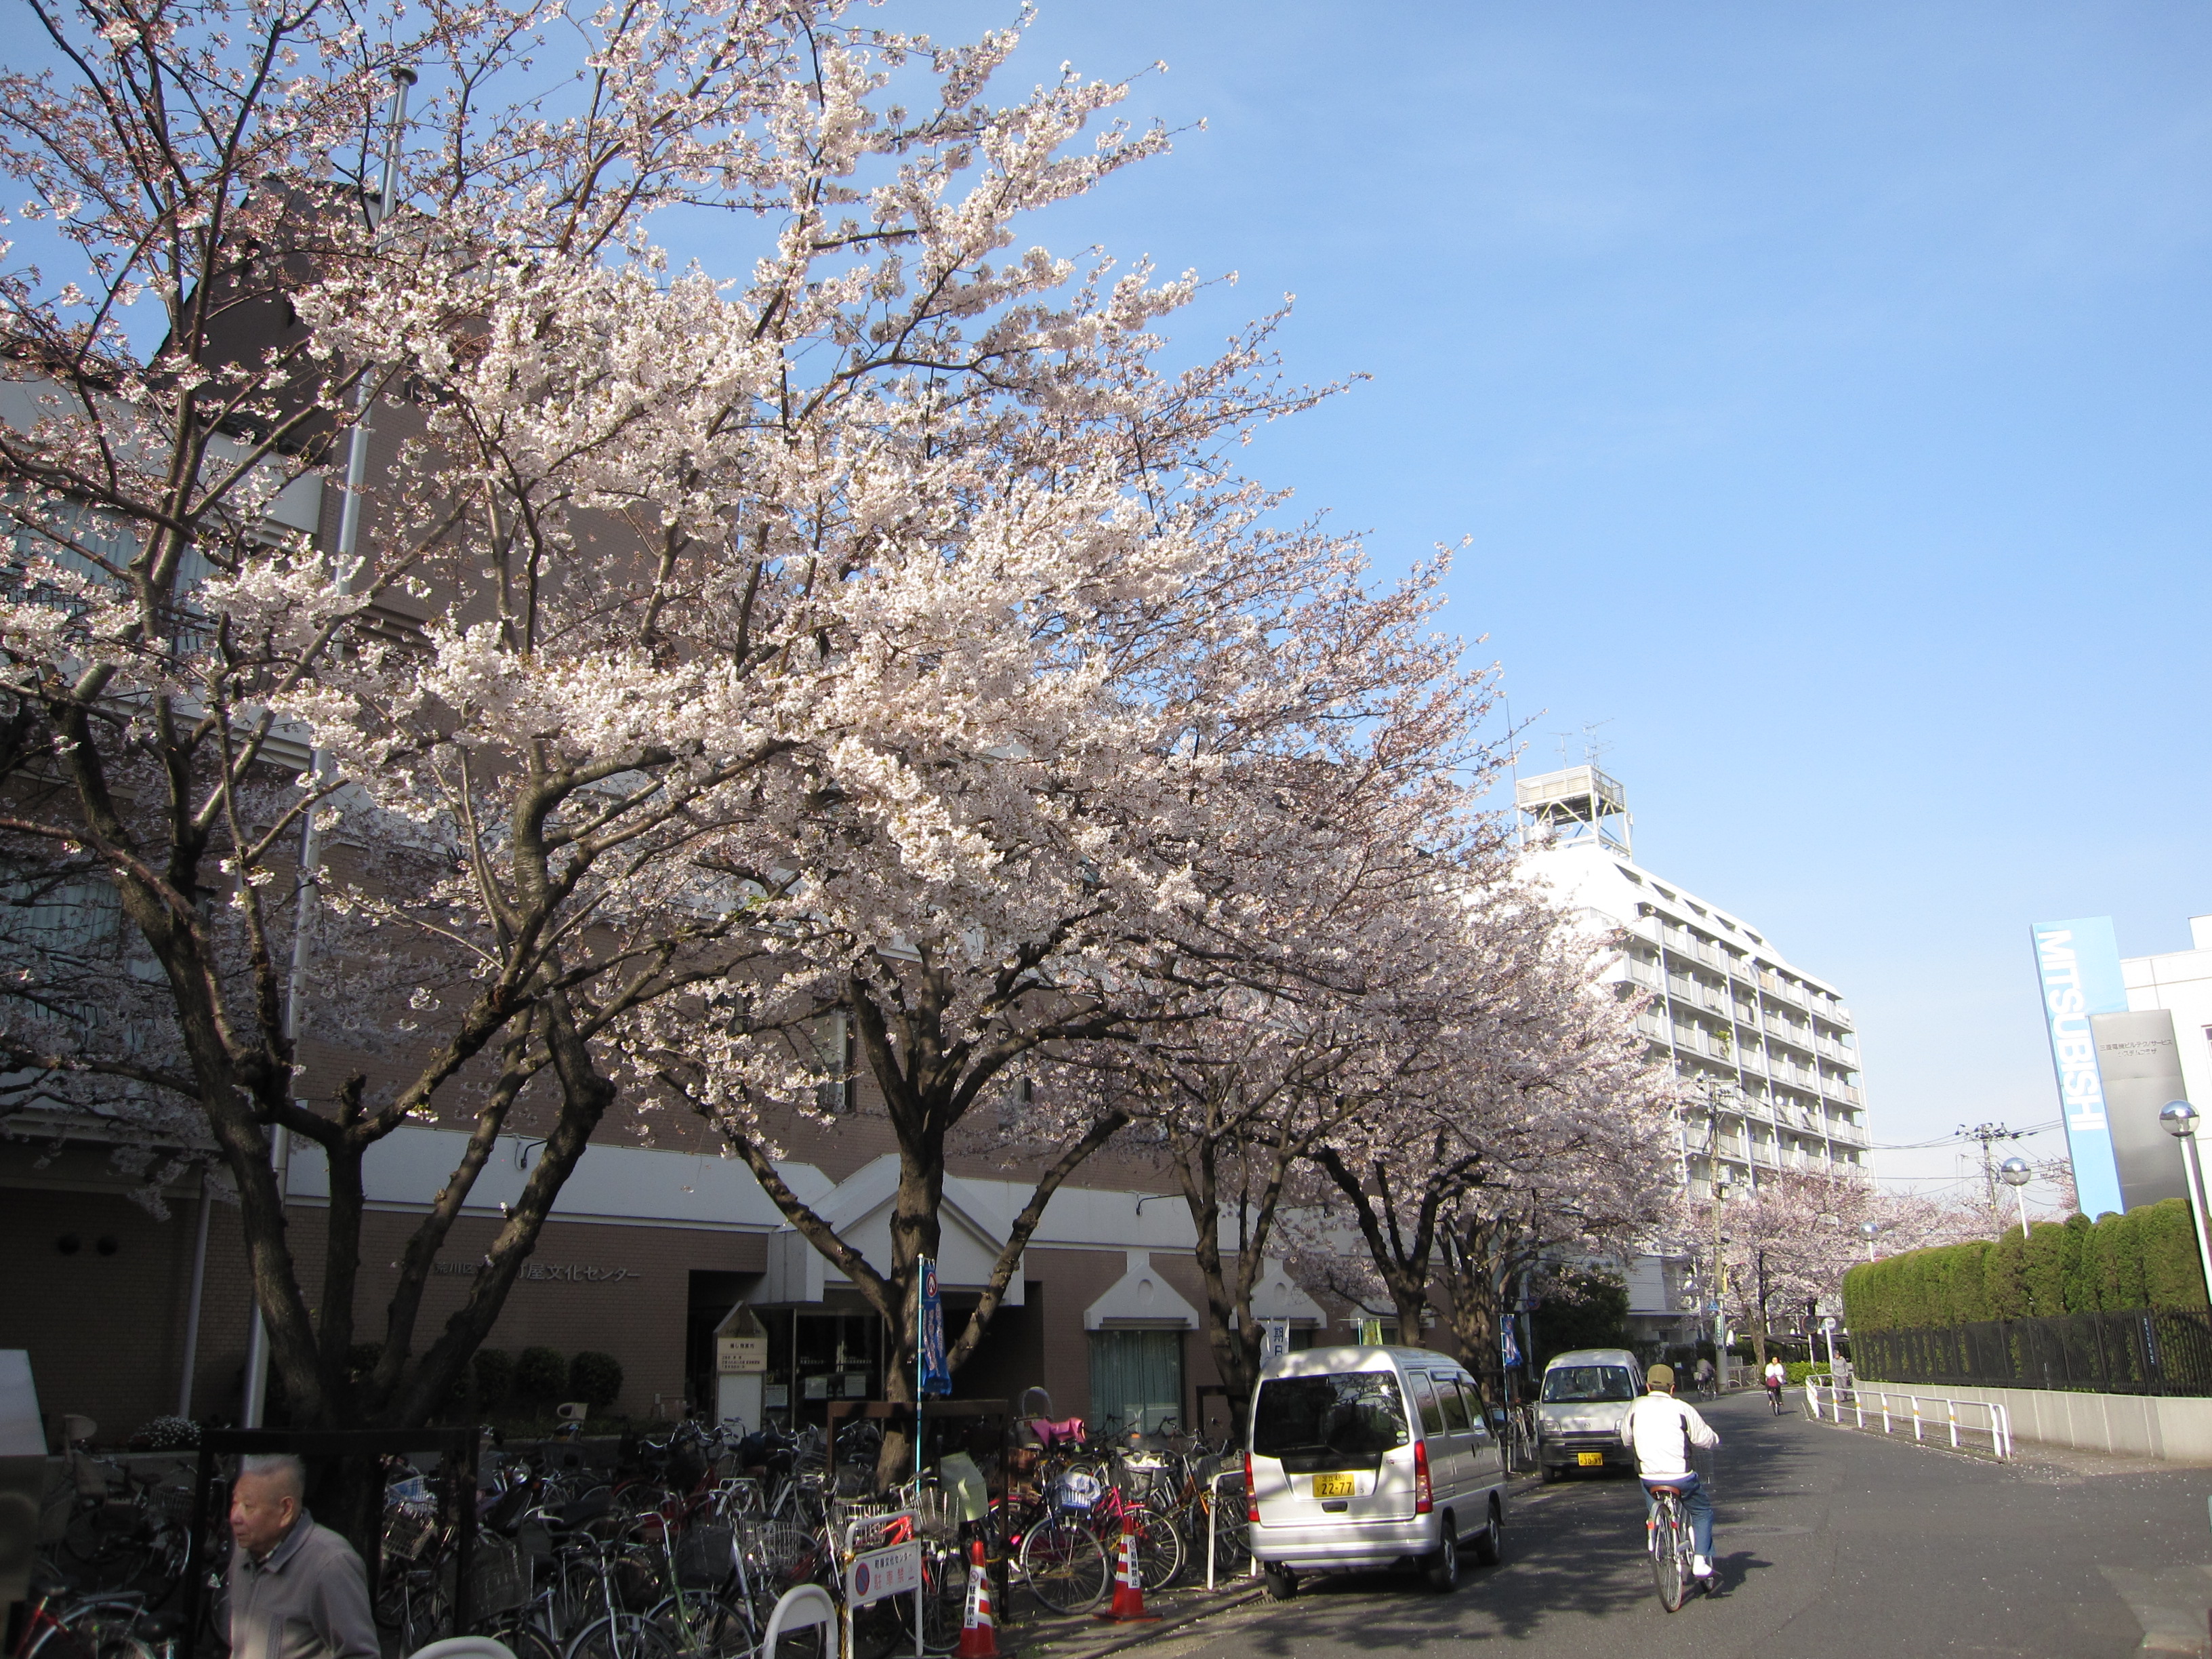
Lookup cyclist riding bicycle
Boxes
[1762,1357,1786,1411]
[1621,1364,1721,1584]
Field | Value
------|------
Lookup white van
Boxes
[1246,1345,1506,1598]
[1535,1347,1645,1481]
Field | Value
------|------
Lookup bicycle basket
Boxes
[384,1505,439,1563]
[442,1536,532,1616]
[1054,1471,1102,1511]
[674,1523,736,1589]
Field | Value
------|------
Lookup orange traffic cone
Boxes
[957,1539,1002,1659]
[1096,1515,1160,1624]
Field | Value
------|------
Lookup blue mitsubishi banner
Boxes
[2030,917,2128,1218]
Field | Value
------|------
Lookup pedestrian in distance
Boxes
[225,1453,380,1659]
[1621,1363,1723,1585]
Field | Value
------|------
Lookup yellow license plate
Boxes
[1577,1452,1605,1467]
[1312,1473,1355,1498]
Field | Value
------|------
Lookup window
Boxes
[1455,1380,1492,1438]
[1088,1330,1183,1437]
[1250,1372,1408,1468]
[1408,1370,1444,1435]
[1541,1366,1637,1404]
[1431,1374,1470,1432]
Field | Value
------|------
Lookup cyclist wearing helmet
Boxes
[1620,1363,1721,1582]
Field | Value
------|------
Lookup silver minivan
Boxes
[1535,1347,1645,1481]
[1246,1345,1507,1598]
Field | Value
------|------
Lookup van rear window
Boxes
[1252,1372,1410,1460]
[1542,1365,1637,1403]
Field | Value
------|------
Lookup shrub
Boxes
[515,1346,568,1404]
[1847,1197,2211,1331]
[474,1348,514,1410]
[2022,1219,2070,1317]
[2060,1212,2099,1311]
[569,1351,624,1412]
[1984,1227,2028,1319]
[2137,1199,2208,1309]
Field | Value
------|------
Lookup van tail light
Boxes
[1412,1439,1433,1514]
[1245,1452,1259,1523]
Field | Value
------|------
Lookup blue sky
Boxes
[893,0,2212,1200]
[19,2,2205,1202]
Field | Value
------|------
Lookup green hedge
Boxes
[1844,1199,2207,1332]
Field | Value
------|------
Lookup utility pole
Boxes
[1958,1122,2025,1225]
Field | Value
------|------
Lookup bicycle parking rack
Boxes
[1801,1380,2013,1460]
[180,1425,481,1659]
[1202,1465,1252,1592]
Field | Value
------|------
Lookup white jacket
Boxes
[1619,1392,1719,1481]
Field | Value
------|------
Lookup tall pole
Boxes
[2013,1185,2030,1242]
[176,1168,211,1418]
[2179,1132,2212,1312]
[241,68,414,1429]
[1711,1176,1729,1387]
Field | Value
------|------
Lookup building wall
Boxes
[2123,914,2212,1113]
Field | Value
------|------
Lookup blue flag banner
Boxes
[1500,1316,1523,1371]
[918,1257,951,1397]
[2030,918,2129,1220]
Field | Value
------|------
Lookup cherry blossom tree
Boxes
[1702,1171,1992,1360]
[1309,891,1681,1403]
[0,0,1279,1473]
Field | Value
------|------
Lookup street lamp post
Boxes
[2159,1102,2212,1308]
[1999,1156,2032,1241]
[1859,1219,1879,1262]
[1712,1172,1732,1389]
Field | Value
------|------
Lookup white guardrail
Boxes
[1802,1379,2013,1460]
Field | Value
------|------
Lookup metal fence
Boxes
[1853,1307,2212,1397]
[1803,1381,2013,1460]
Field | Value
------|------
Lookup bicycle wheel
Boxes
[1125,1507,1185,1592]
[887,1546,965,1656]
[26,1601,157,1659]
[1648,1499,1689,1614]
[1017,1514,1109,1616]
[649,1591,756,1659]
[565,1612,684,1659]
[1206,1494,1251,1582]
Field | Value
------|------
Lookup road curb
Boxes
[1017,1584,1267,1659]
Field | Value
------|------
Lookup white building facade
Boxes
[2121,914,2212,1108]
[1516,766,1873,1347]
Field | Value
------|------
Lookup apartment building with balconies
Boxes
[1516,765,1872,1202]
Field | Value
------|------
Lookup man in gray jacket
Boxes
[226,1454,379,1659]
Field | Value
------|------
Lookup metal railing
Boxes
[1803,1381,2013,1460]
[1853,1309,2212,1397]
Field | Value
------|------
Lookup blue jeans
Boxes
[1642,1473,1714,1560]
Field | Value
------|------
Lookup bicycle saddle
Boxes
[1644,1483,1688,1496]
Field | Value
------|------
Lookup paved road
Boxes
[1132,1391,2212,1657]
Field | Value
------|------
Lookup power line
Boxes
[1867,1118,2060,1152]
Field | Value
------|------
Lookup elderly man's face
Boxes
[230,1473,300,1559]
